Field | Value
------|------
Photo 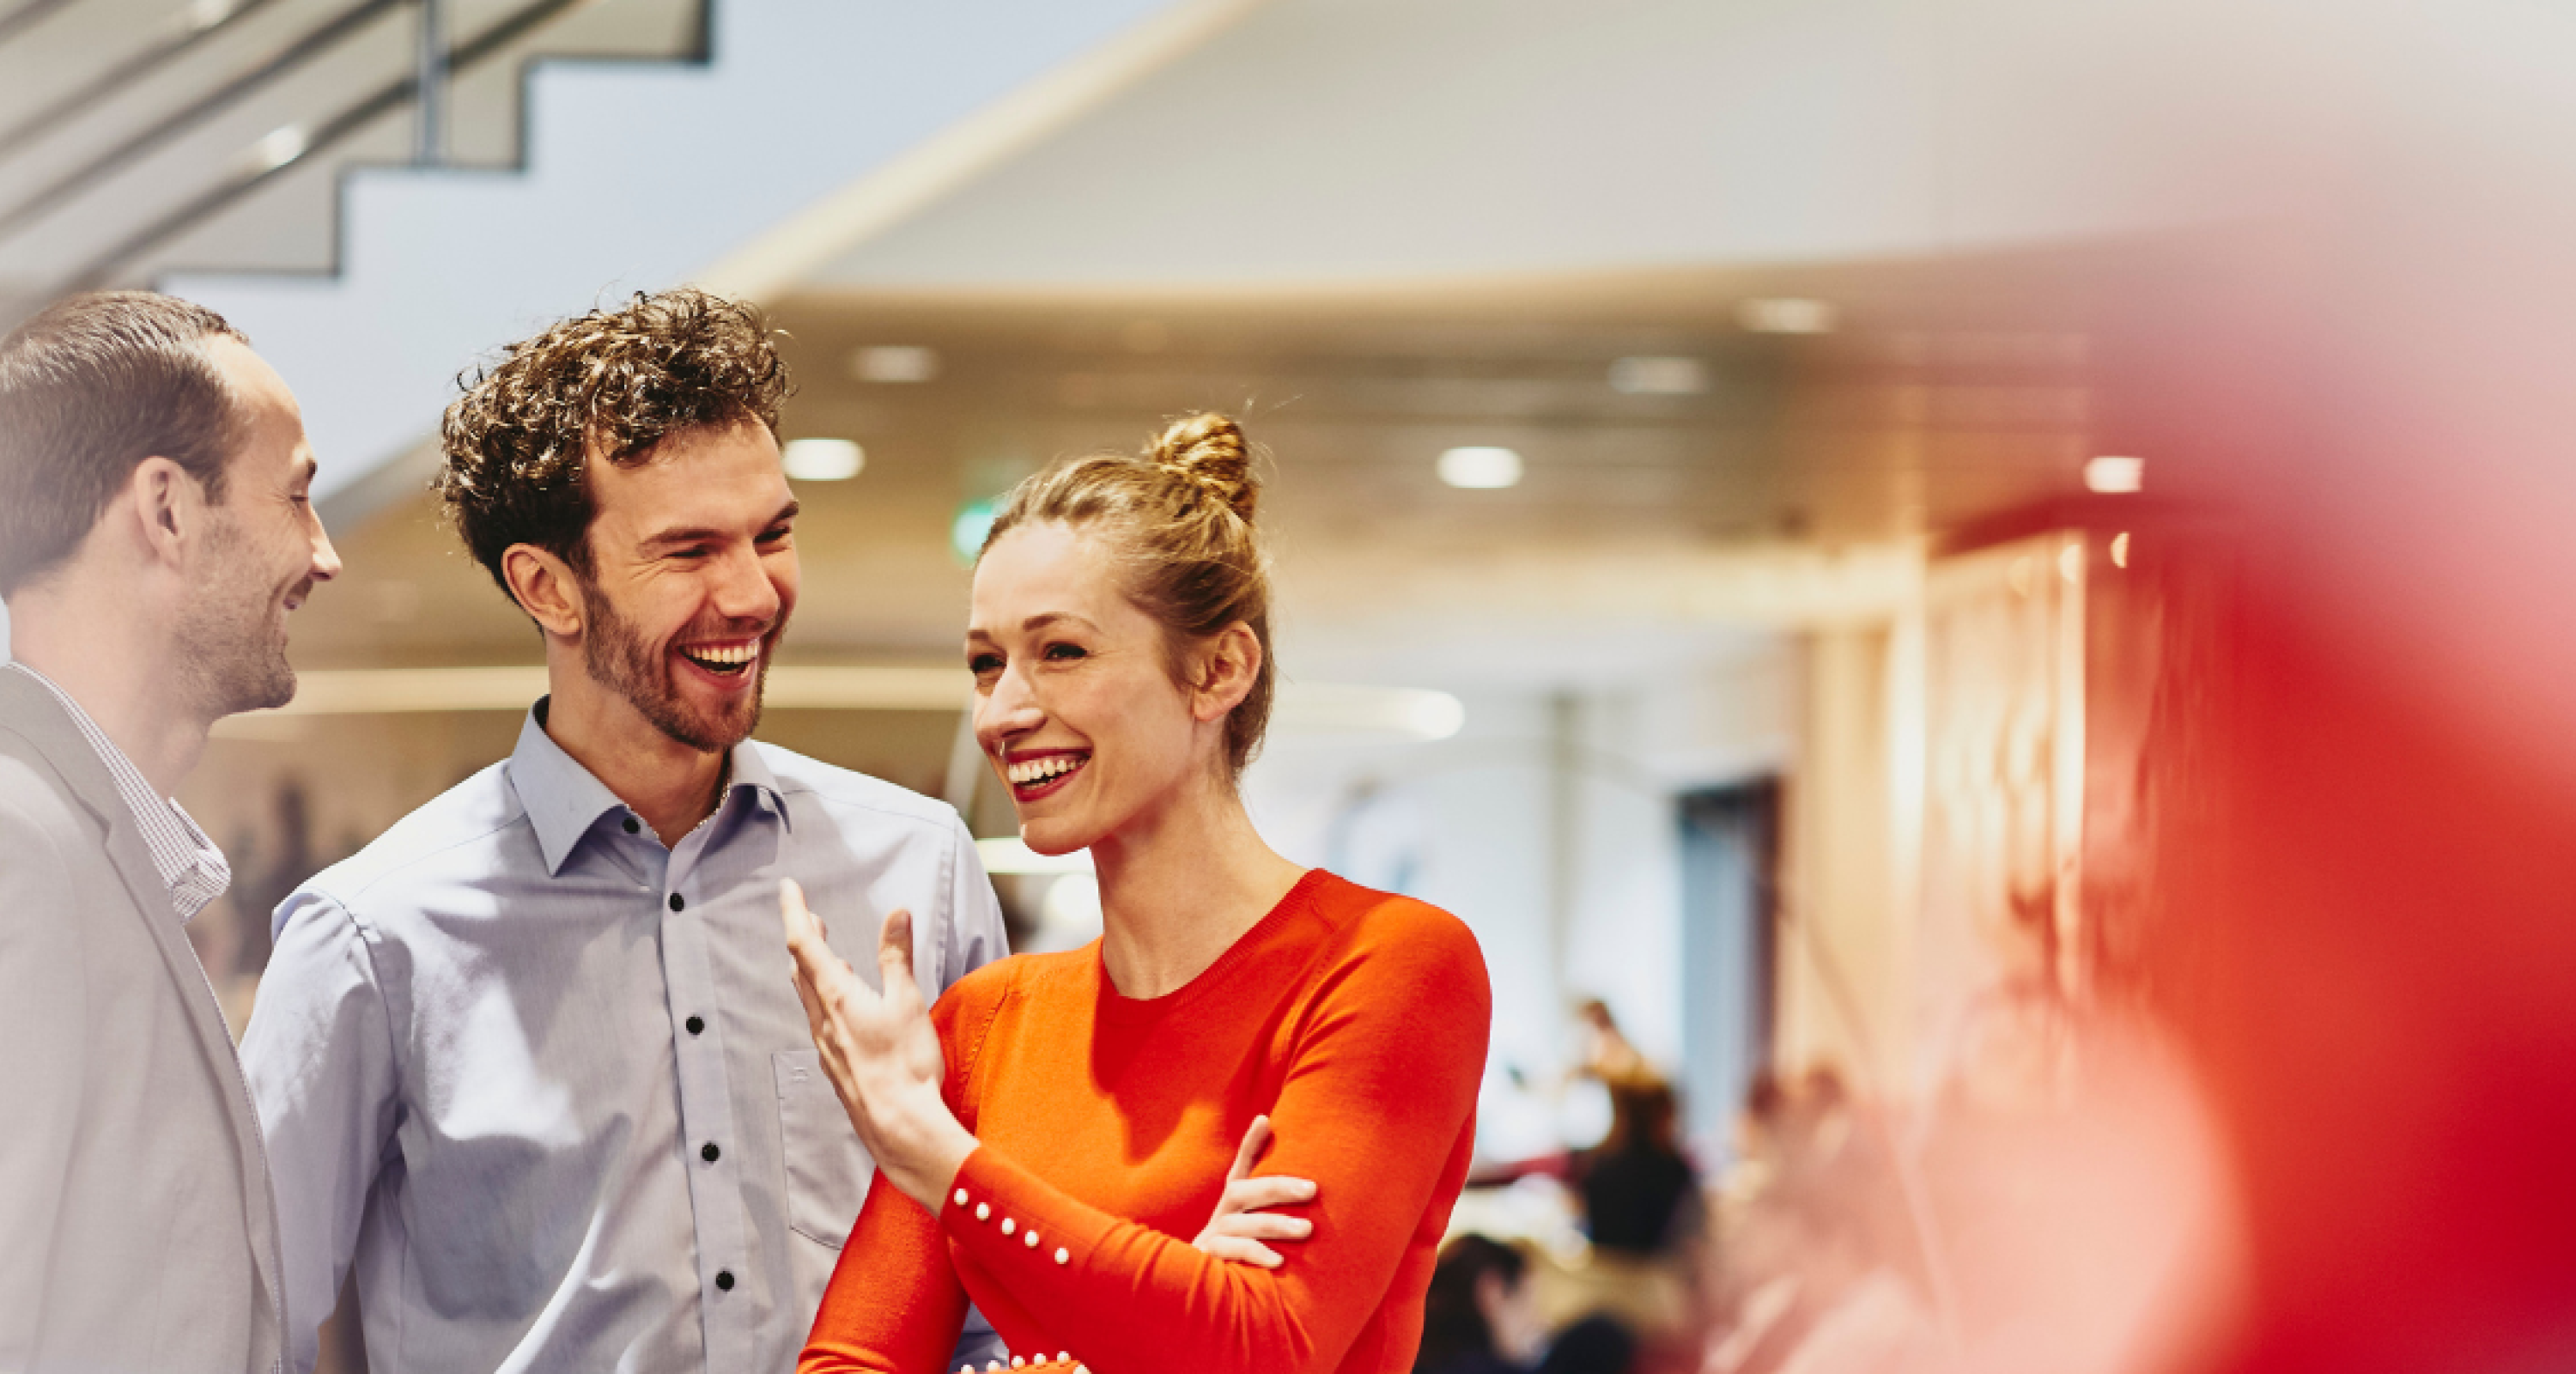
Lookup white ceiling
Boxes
[796,0,2321,295]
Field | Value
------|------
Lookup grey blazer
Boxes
[0,670,284,1374]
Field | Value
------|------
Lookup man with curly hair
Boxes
[240,289,1008,1374]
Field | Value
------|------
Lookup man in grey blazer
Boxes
[0,292,343,1373]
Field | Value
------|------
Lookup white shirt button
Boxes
[1000,1218,1017,1236]
[975,1202,991,1221]
[1024,1230,1040,1248]
[1054,1246,1070,1265]
[954,1189,969,1207]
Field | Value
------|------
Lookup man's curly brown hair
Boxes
[434,288,792,603]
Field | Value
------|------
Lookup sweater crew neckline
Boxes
[1091,867,1331,1026]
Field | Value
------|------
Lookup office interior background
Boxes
[8,1,2576,1371]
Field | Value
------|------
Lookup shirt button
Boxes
[702,1141,721,1163]
[685,1015,705,1036]
[623,817,640,834]
[714,1269,734,1292]
[668,893,685,912]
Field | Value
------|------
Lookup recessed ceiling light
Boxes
[1607,356,1709,395]
[1735,297,1839,334]
[782,438,864,482]
[1437,447,1523,489]
[850,345,939,384]
[2084,455,2145,494]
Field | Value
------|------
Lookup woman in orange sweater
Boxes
[781,414,1492,1374]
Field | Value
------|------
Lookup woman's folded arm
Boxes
[927,923,1490,1374]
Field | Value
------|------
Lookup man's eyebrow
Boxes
[636,502,802,551]
[635,525,738,552]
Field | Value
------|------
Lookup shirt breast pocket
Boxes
[773,1049,874,1249]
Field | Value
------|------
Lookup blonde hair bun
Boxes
[1147,412,1258,523]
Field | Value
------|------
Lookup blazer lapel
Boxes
[0,670,286,1350]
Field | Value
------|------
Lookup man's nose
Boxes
[309,518,343,582]
[712,544,781,622]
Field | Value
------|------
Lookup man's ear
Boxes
[1189,622,1262,723]
[127,456,210,569]
[501,544,586,641]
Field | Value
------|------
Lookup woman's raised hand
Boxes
[781,878,977,1212]
[1191,1115,1319,1268]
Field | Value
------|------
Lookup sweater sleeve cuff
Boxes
[941,1146,1115,1276]
[940,1146,1143,1365]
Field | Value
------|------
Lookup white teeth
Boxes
[683,642,756,666]
[1005,755,1087,786]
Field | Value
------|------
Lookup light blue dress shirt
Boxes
[241,705,1009,1374]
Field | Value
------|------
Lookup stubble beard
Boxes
[176,514,298,720]
[578,575,770,754]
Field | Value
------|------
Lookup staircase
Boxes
[0,0,1227,503]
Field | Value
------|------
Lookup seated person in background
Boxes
[1578,1079,1700,1258]
[1416,1237,1640,1374]
[1416,1237,1546,1374]
[785,414,1494,1373]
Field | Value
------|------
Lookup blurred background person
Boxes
[1577,1078,1698,1261]
[1417,1236,1546,1374]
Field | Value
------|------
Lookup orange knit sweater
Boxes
[800,869,1492,1374]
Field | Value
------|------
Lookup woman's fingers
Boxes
[781,878,820,955]
[1223,1175,1318,1213]
[1211,1210,1313,1242]
[1222,1114,1273,1185]
[1192,1116,1317,1268]
[875,906,923,1012]
[1195,1235,1285,1269]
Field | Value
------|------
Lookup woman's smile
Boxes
[1004,749,1092,800]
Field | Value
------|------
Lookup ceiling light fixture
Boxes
[850,345,939,383]
[1438,446,1523,489]
[1607,356,1710,395]
[2085,455,2146,494]
[1735,298,1839,335]
[782,438,864,482]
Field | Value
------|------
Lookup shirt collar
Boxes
[3,660,230,922]
[507,698,789,875]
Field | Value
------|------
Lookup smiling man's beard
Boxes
[577,574,773,753]
[175,512,300,720]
